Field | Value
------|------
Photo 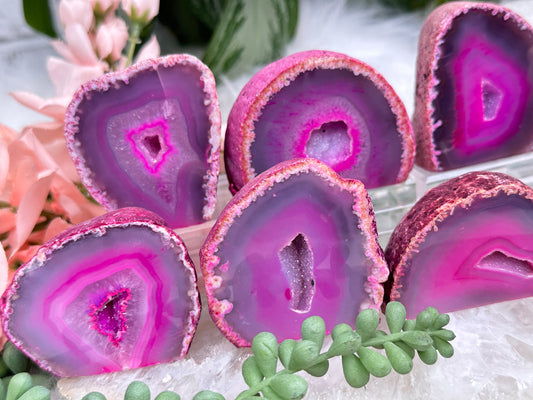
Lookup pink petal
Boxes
[8,152,38,206]
[43,217,72,241]
[0,246,8,296]
[50,176,105,223]
[64,24,99,66]
[135,35,160,63]
[47,57,105,98]
[59,0,94,31]
[0,125,16,194]
[0,209,16,233]
[8,171,54,259]
[51,40,78,64]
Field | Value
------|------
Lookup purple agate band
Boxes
[385,172,533,317]
[201,158,389,347]
[413,2,533,171]
[64,54,221,228]
[1,207,201,377]
[225,50,415,193]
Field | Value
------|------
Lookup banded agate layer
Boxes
[1,208,201,377]
[65,55,221,228]
[200,158,388,347]
[385,172,533,318]
[224,50,414,193]
[414,2,533,171]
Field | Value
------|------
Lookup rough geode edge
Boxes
[413,1,533,171]
[0,207,202,376]
[200,158,389,347]
[64,54,222,222]
[224,49,415,194]
[384,171,533,303]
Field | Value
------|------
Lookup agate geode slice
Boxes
[65,54,221,228]
[224,50,415,193]
[1,208,201,377]
[414,2,533,171]
[385,171,533,318]
[200,158,389,346]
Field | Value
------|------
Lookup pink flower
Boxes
[89,0,121,15]
[58,0,94,32]
[95,17,129,61]
[121,0,159,24]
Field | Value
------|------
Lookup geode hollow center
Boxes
[64,55,221,228]
[201,158,388,347]
[413,2,533,171]
[0,208,201,377]
[89,288,131,346]
[278,233,315,313]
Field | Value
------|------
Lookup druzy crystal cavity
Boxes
[65,54,221,228]
[0,208,201,377]
[385,171,533,318]
[414,2,533,171]
[200,158,389,347]
[224,50,415,193]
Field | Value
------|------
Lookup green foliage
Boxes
[378,0,449,11]
[124,381,150,400]
[202,0,298,75]
[0,302,454,400]
[22,0,57,38]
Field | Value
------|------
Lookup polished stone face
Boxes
[1,209,200,377]
[250,68,403,188]
[67,58,219,228]
[201,159,388,347]
[430,9,533,169]
[385,172,533,318]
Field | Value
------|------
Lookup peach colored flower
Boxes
[121,0,159,24]
[95,17,129,61]
[59,0,94,32]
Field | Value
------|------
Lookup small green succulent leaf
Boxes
[356,347,392,378]
[124,381,150,400]
[383,342,413,374]
[242,356,264,387]
[355,309,380,341]
[81,392,107,400]
[341,354,370,389]
[6,373,32,400]
[192,391,226,400]
[16,386,50,400]
[385,301,407,334]
[269,374,308,400]
[301,316,326,350]
[251,332,279,377]
[279,339,297,369]
[289,340,320,371]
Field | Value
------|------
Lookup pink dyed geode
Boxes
[414,2,533,171]
[200,158,389,347]
[224,50,415,193]
[65,54,221,228]
[385,171,533,318]
[1,208,201,377]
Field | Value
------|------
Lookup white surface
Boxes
[3,0,533,399]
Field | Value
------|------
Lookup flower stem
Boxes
[126,22,143,67]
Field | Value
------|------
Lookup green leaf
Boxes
[251,332,279,378]
[341,354,369,389]
[22,0,57,38]
[242,356,264,387]
[269,374,307,400]
[124,381,150,400]
[203,0,299,75]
